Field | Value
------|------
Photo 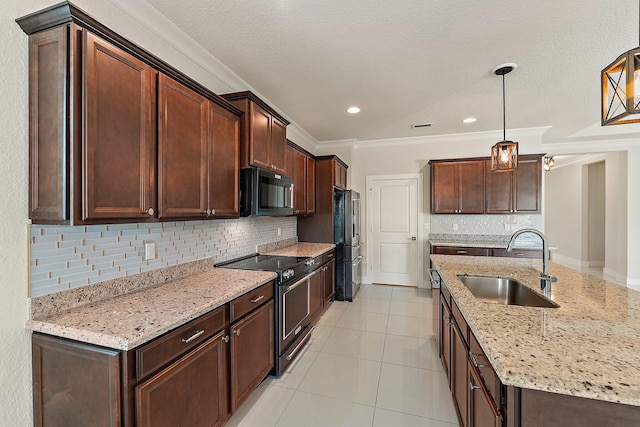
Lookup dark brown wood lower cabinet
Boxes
[452,322,469,427]
[230,300,274,412]
[309,269,324,321]
[440,297,452,386]
[136,331,228,427]
[468,361,501,427]
[322,258,336,304]
[32,334,121,427]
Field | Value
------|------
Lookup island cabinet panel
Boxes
[136,332,228,427]
[32,334,122,427]
[440,295,452,386]
[431,160,484,214]
[230,299,275,412]
[468,360,502,427]
[158,74,209,219]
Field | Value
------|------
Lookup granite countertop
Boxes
[429,233,542,249]
[28,267,276,351]
[431,254,640,406]
[263,242,335,258]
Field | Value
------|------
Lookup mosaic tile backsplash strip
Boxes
[429,214,544,235]
[30,217,296,297]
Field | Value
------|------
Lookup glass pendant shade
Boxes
[491,141,518,172]
[602,47,640,125]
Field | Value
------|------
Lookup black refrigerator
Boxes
[334,189,362,301]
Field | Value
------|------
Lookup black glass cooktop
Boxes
[216,254,307,272]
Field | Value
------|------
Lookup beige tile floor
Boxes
[225,283,459,427]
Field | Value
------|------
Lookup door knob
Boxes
[409,236,417,241]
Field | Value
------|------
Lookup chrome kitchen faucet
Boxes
[507,228,557,296]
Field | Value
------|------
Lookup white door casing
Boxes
[366,174,423,287]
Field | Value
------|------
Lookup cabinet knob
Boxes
[203,209,212,215]
[210,209,215,215]
[233,329,241,336]
[145,207,155,216]
[470,383,481,391]
[222,335,229,343]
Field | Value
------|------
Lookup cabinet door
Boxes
[323,258,335,304]
[334,161,347,189]
[248,102,272,170]
[293,149,307,214]
[284,143,294,178]
[468,361,501,427]
[136,332,228,427]
[431,162,459,214]
[83,31,156,221]
[514,157,541,213]
[485,163,514,214]
[306,157,316,214]
[440,298,452,386]
[230,300,274,412]
[452,321,468,427]
[459,160,485,213]
[271,118,287,174]
[209,103,240,217]
[309,269,324,320]
[158,74,208,218]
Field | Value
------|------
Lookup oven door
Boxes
[280,274,311,352]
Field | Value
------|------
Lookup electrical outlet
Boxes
[453,223,458,231]
[144,242,156,261]
[277,227,282,236]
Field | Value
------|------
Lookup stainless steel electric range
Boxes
[216,254,317,376]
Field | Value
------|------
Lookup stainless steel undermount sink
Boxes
[457,275,560,308]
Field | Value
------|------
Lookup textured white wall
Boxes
[1,1,38,425]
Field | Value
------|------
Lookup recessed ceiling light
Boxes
[346,106,361,114]
[463,117,477,124]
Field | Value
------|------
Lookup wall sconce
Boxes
[491,63,519,172]
[601,3,640,125]
[543,156,555,171]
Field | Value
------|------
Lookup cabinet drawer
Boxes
[322,249,335,264]
[230,281,274,322]
[136,305,226,381]
[433,246,491,256]
[470,332,501,408]
[492,248,542,258]
[451,300,468,347]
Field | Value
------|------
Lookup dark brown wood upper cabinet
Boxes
[431,160,484,214]
[158,76,240,219]
[158,74,209,219]
[334,161,348,189]
[306,156,316,214]
[208,104,240,218]
[222,91,290,176]
[485,155,542,214]
[289,141,316,216]
[28,25,157,224]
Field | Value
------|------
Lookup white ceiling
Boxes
[143,0,640,146]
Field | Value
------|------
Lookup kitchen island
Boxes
[431,254,640,425]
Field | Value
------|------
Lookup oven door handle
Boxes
[285,325,314,361]
[281,272,312,293]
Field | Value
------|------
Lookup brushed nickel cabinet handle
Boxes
[250,295,265,304]
[182,329,205,344]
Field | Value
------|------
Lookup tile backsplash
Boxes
[429,214,543,235]
[30,217,296,297]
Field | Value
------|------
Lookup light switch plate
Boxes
[453,223,459,231]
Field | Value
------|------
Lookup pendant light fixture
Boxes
[543,156,555,171]
[491,63,518,172]
[601,1,640,125]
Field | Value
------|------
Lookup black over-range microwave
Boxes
[240,167,294,216]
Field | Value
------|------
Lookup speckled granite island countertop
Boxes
[263,242,335,258]
[431,254,640,406]
[27,263,276,351]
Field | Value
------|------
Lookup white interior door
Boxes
[367,175,420,287]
